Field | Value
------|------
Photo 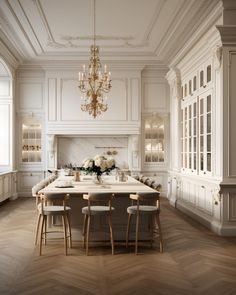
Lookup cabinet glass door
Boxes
[22,123,42,163]
[144,115,165,163]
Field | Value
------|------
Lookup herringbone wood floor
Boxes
[0,197,236,295]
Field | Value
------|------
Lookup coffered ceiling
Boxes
[0,0,221,66]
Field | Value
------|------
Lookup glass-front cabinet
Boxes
[181,60,212,177]
[22,123,41,162]
[143,114,166,164]
[19,115,43,166]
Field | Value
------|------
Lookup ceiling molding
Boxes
[169,0,223,68]
[0,0,223,66]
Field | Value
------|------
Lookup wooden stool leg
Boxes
[150,214,155,248]
[62,214,68,255]
[34,213,41,245]
[126,213,132,248]
[82,214,87,249]
[39,215,45,256]
[86,215,91,256]
[44,215,47,245]
[155,214,163,253]
[108,215,114,255]
[135,213,140,255]
[66,213,72,248]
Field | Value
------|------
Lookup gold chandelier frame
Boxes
[78,0,112,118]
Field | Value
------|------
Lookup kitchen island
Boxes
[39,175,160,241]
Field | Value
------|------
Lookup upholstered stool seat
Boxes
[127,205,158,214]
[82,206,115,215]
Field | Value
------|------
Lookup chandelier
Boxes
[78,0,112,118]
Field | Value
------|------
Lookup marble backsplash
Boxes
[57,136,129,169]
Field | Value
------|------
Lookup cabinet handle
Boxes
[30,173,33,176]
[201,185,205,189]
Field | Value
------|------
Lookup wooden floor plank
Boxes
[0,197,236,295]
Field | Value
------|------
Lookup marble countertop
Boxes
[39,175,157,195]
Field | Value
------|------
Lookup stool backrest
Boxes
[85,192,114,213]
[40,193,70,212]
[137,192,160,201]
[87,192,114,201]
[130,192,160,210]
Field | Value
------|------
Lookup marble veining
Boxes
[57,137,129,169]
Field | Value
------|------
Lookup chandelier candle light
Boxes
[78,0,112,118]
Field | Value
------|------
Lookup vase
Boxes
[93,174,103,184]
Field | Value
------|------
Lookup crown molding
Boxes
[16,59,167,72]
[169,0,223,69]
[216,25,236,45]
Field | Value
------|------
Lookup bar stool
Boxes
[126,192,163,254]
[36,193,72,256]
[82,192,115,255]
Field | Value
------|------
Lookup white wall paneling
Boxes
[47,78,57,121]
[228,194,236,222]
[17,79,44,112]
[142,77,169,113]
[46,70,141,134]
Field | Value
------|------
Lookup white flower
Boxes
[83,158,93,169]
[106,158,115,169]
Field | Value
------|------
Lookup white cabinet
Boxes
[17,171,44,197]
[0,172,18,203]
[181,61,212,177]
[17,114,45,197]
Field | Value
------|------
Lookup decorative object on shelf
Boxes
[106,150,118,156]
[78,0,112,118]
[22,122,42,163]
[81,155,116,184]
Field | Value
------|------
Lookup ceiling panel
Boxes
[0,0,221,64]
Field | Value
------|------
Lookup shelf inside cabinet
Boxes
[144,115,165,163]
[21,123,42,163]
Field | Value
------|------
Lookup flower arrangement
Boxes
[81,155,116,177]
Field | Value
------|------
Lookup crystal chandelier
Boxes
[78,0,112,118]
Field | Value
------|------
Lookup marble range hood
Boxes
[47,134,139,171]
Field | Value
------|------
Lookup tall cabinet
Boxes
[166,18,231,235]
[16,72,45,196]
[141,68,170,195]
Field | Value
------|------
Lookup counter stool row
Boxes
[34,190,163,256]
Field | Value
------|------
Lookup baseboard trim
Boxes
[176,200,236,236]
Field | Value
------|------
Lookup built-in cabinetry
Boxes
[143,114,165,163]
[22,123,42,163]
[17,114,45,196]
[179,61,218,216]
[181,63,212,176]
[0,171,17,202]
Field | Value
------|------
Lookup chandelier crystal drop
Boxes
[78,0,112,118]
